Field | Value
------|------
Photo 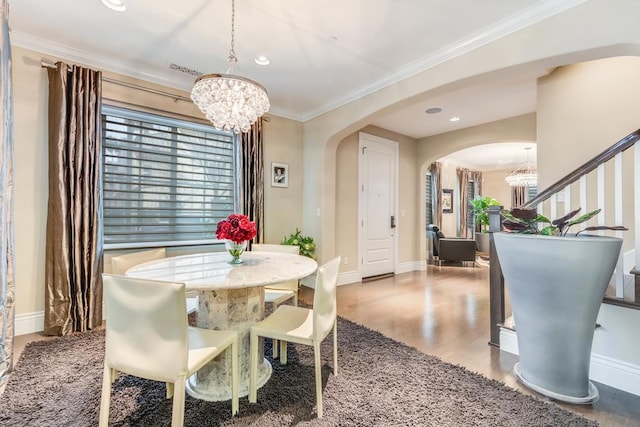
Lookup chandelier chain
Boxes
[190,0,270,134]
[228,0,237,65]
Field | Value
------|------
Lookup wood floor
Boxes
[300,264,640,427]
[12,264,640,426]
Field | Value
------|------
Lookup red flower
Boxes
[216,214,257,243]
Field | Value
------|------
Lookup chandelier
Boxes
[505,147,537,187]
[191,0,270,134]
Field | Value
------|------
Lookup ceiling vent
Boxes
[169,63,203,77]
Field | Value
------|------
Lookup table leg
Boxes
[185,287,272,401]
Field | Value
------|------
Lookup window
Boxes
[102,106,238,249]
[425,173,434,227]
[467,180,476,232]
[527,184,538,201]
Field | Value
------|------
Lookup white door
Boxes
[358,133,397,278]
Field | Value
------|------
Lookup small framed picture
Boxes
[442,189,453,214]
[271,162,288,188]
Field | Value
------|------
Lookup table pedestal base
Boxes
[186,357,271,401]
[186,286,269,401]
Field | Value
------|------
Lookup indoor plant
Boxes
[470,195,500,252]
[494,207,626,404]
[216,214,257,264]
[281,228,317,260]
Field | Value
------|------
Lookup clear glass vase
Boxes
[225,240,247,264]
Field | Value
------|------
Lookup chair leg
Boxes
[110,367,118,384]
[231,336,239,416]
[280,340,287,365]
[166,382,174,399]
[313,340,323,418]
[333,320,338,376]
[272,302,279,359]
[249,330,258,403]
[171,376,186,427]
[293,291,298,307]
[99,363,112,427]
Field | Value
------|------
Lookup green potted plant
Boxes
[281,228,317,260]
[494,207,626,404]
[470,195,500,253]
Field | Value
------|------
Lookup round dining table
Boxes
[126,250,318,402]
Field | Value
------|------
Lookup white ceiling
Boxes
[9,0,573,169]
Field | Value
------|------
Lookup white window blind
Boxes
[102,105,238,249]
[425,173,434,227]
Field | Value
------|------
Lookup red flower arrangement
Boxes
[216,214,257,243]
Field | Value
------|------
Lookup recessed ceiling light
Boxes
[425,107,442,114]
[254,56,271,66]
[449,116,461,122]
[100,0,126,12]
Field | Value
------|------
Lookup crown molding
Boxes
[11,31,195,93]
[299,0,588,121]
[11,0,586,123]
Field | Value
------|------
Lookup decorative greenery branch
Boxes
[501,207,627,236]
[281,228,317,259]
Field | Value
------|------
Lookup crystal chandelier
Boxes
[191,0,269,134]
[505,147,537,187]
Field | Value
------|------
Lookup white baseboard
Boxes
[499,327,640,396]
[397,260,427,273]
[331,261,425,287]
[338,271,361,286]
[499,328,519,355]
[15,311,44,336]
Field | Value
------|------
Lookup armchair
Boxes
[427,224,476,265]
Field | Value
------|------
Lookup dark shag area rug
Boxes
[0,316,597,427]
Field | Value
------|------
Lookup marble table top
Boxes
[125,251,318,290]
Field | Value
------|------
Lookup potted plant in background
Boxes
[470,195,501,253]
[281,228,317,260]
[282,228,317,288]
[494,207,627,404]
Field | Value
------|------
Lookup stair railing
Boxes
[488,129,640,346]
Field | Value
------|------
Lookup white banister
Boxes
[597,163,605,235]
[614,152,624,297]
[579,175,587,207]
[550,193,557,221]
[635,143,640,272]
[564,185,571,215]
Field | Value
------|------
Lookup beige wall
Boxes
[537,56,638,251]
[537,56,640,187]
[262,116,304,244]
[334,126,418,275]
[481,169,512,209]
[12,46,302,317]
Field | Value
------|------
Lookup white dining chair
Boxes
[111,248,198,315]
[249,257,340,418]
[100,274,239,427]
[251,243,300,358]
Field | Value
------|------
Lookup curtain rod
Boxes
[40,59,192,103]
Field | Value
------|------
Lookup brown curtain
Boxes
[471,170,483,200]
[45,62,103,336]
[240,117,264,243]
[511,185,527,208]
[457,168,470,238]
[0,0,16,388]
[429,162,442,228]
